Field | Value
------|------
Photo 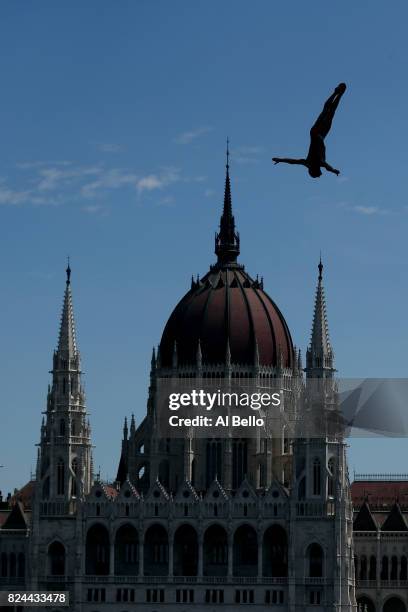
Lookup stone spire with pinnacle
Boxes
[57,259,78,360]
[215,139,240,265]
[36,263,93,507]
[305,257,335,378]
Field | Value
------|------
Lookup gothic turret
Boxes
[36,264,93,512]
[306,257,335,378]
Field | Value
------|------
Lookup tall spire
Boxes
[57,262,77,358]
[306,257,335,376]
[215,139,240,265]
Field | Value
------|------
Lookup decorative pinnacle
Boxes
[318,252,323,281]
[66,257,71,285]
[226,137,230,170]
[215,140,240,265]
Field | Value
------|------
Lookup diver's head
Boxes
[308,164,322,178]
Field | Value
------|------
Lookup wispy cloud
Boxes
[81,167,181,198]
[16,160,73,170]
[352,205,389,216]
[231,145,264,164]
[0,186,32,205]
[174,126,212,145]
[37,165,103,192]
[1,159,191,210]
[137,168,180,194]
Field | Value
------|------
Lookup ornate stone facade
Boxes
[0,161,373,611]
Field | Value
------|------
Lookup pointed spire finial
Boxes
[57,259,77,357]
[306,258,334,375]
[226,137,230,170]
[215,141,240,265]
[66,257,71,285]
[318,252,323,281]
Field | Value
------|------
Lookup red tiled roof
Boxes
[351,480,408,510]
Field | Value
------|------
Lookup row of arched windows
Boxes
[78,523,324,578]
[356,554,408,581]
[0,552,25,578]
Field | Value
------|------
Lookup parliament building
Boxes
[0,160,407,612]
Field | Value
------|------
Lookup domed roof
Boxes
[159,155,294,369]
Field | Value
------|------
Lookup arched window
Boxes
[263,525,288,577]
[359,555,367,580]
[232,439,248,489]
[114,524,138,576]
[391,555,398,580]
[48,542,65,576]
[143,524,168,576]
[71,420,76,436]
[400,555,407,580]
[383,597,406,612]
[86,524,110,575]
[9,553,16,578]
[1,552,7,577]
[356,596,376,612]
[206,440,223,487]
[203,525,228,576]
[233,524,257,577]
[307,543,323,577]
[258,463,266,488]
[57,459,65,495]
[71,458,78,496]
[380,555,389,580]
[369,555,376,580]
[313,458,321,495]
[59,419,65,436]
[17,553,25,578]
[137,463,149,494]
[174,525,198,576]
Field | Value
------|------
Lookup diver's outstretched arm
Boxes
[322,161,340,175]
[272,157,307,166]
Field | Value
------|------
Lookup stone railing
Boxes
[82,575,289,585]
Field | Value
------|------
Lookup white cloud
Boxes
[137,168,180,194]
[352,205,388,216]
[0,186,32,205]
[231,145,265,164]
[81,169,139,198]
[16,160,73,170]
[37,166,102,191]
[174,126,212,145]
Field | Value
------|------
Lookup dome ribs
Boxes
[232,269,257,365]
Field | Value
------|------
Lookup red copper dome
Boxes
[159,154,294,368]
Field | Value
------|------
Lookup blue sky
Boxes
[1,1,408,493]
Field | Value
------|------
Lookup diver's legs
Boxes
[311,83,346,139]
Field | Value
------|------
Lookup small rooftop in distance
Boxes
[353,473,408,481]
[351,474,408,512]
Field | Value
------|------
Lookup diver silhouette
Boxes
[273,83,346,178]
